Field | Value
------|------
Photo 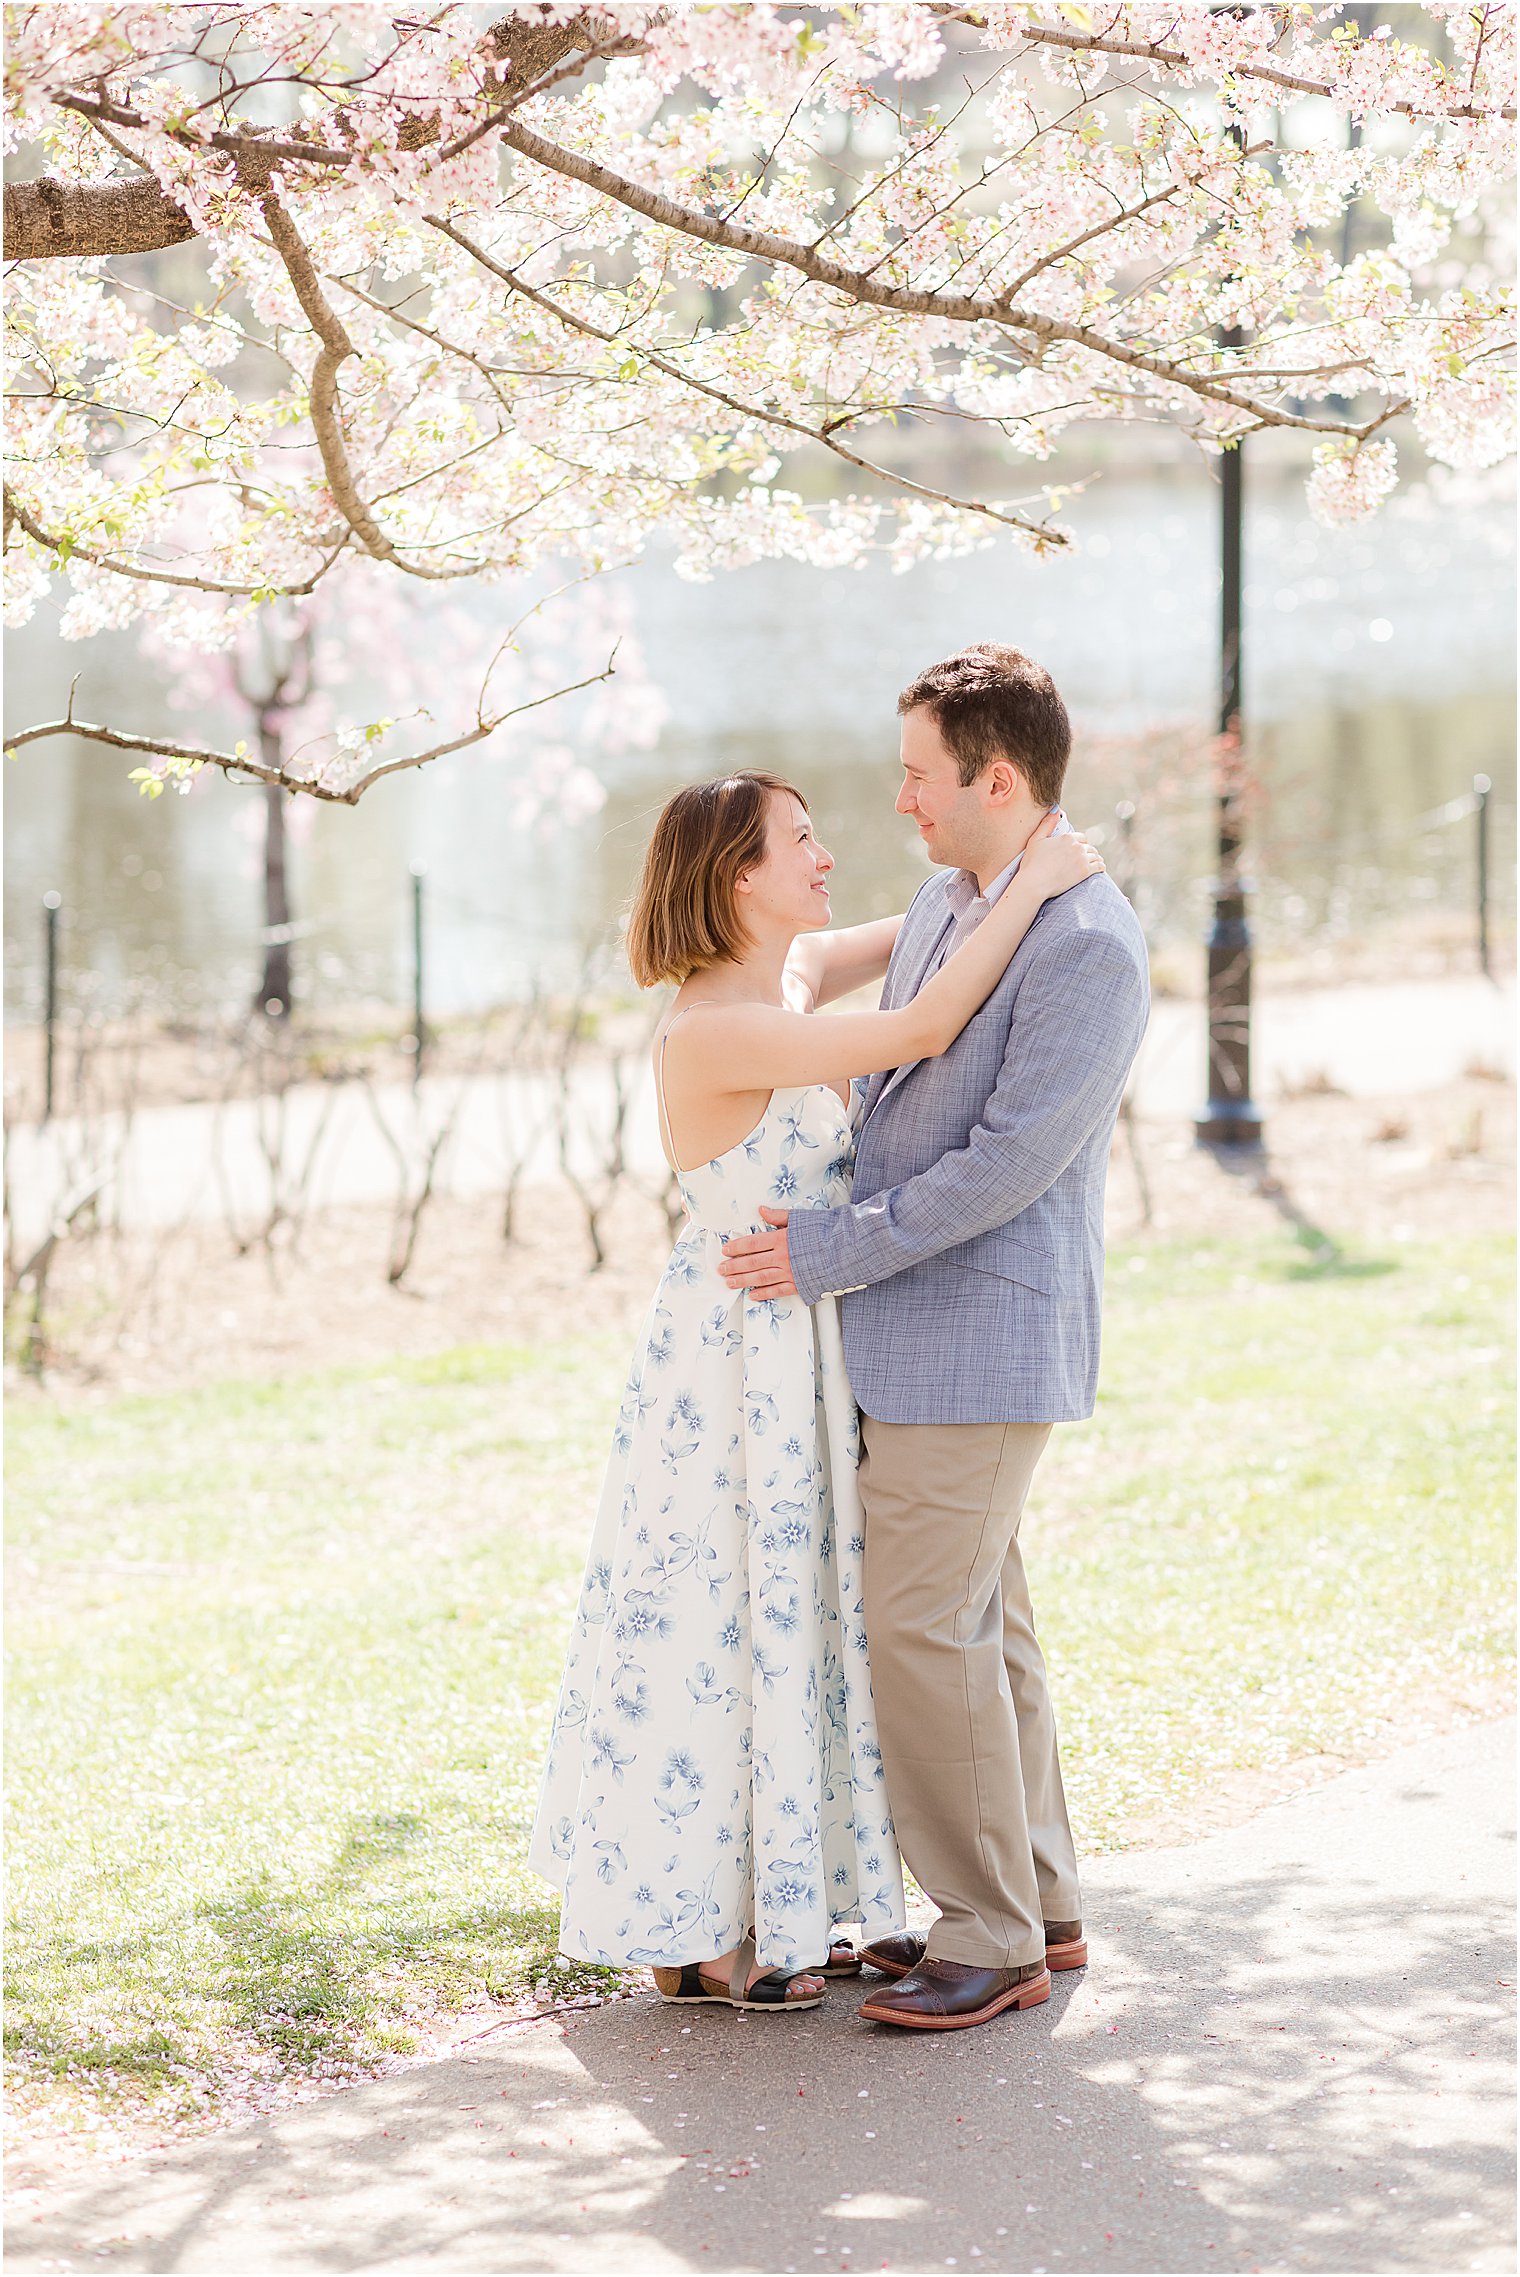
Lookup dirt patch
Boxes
[10,1072,1512,1400]
[1111,1679,1516,1851]
[1103,1072,1513,1250]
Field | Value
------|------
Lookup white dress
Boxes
[528,1070,906,1974]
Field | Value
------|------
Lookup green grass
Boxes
[5,1235,1513,2135]
[1046,1236,1512,1822]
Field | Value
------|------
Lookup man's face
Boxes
[896,705,1008,872]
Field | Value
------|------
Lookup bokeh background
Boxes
[5,428,1515,1028]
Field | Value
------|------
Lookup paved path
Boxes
[1137,974,1511,1116]
[8,1720,1514,2275]
[6,976,1514,1249]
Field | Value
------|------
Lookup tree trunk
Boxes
[4,21,593,262]
[256,721,293,1019]
[4,175,193,261]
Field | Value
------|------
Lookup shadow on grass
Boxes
[1279,1215,1400,1282]
[6,1806,620,2097]
[1201,1141,1400,1280]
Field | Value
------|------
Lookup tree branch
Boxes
[497,120,1405,440]
[426,217,1066,544]
[931,8,1518,124]
[6,13,600,262]
[260,192,479,580]
[3,716,304,788]
[487,15,649,115]
[498,117,1014,322]
[7,6,1508,267]
[1000,140,1270,301]
[3,484,339,597]
[3,656,621,804]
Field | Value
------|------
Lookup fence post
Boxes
[1115,799,1136,900]
[42,890,61,1123]
[1474,774,1491,978]
[410,861,427,1087]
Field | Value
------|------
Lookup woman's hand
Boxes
[662,817,1101,1106]
[1019,810,1105,901]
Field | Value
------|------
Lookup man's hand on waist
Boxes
[719,1207,796,1301]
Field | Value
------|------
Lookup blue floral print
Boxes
[528,1082,905,1974]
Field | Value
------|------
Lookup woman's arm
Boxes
[671,819,1101,1095]
[785,915,905,1013]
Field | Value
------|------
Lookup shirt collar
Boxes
[946,850,1022,918]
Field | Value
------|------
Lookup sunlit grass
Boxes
[1041,1237,1513,1834]
[5,1234,1512,2135]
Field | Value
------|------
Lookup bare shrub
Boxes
[209,1016,342,1269]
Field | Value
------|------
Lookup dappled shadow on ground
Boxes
[6,1807,612,2098]
[8,1731,1515,2275]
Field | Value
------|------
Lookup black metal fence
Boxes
[21,774,1506,1114]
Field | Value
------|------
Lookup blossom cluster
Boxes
[3,2,1513,794]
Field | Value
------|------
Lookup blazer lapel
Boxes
[864,894,956,1121]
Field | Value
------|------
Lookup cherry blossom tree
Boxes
[4,2,1514,802]
[136,564,654,1010]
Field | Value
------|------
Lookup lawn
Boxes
[5,1232,1513,2137]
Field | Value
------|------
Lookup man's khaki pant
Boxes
[858,1415,1079,1970]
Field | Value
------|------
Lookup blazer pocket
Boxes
[944,1233,1058,1294]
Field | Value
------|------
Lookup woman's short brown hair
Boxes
[626,771,807,987]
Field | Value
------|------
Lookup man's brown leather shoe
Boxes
[1043,1919,1088,1970]
[861,1922,1087,1976]
[859,1957,1051,2030]
[858,1931,930,1977]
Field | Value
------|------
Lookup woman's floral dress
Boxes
[528,1078,906,1974]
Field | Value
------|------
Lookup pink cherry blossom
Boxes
[2,2,1513,798]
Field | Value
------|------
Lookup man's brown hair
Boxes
[897,643,1071,807]
[626,770,807,987]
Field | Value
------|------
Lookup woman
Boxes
[529,772,1101,2012]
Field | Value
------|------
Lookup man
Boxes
[719,643,1149,2032]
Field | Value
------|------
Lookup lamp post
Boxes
[41,897,60,1129]
[1474,773,1492,978]
[1194,432,1263,1147]
[1194,94,1264,1148]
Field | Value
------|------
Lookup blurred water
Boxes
[4,460,1513,1023]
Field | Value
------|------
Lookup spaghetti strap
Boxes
[654,1003,707,1178]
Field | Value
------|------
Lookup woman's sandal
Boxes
[759,1924,858,1977]
[652,1934,825,2012]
